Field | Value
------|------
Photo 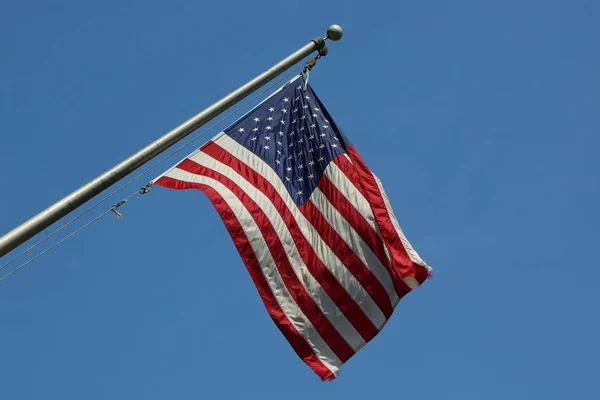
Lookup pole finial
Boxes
[326,25,343,41]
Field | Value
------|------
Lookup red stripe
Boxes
[317,173,412,298]
[201,143,384,340]
[155,175,336,380]
[336,148,429,284]
[173,158,355,362]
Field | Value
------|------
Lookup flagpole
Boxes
[0,25,343,259]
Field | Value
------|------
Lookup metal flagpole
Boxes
[0,25,344,259]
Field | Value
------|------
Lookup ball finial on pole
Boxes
[326,25,343,41]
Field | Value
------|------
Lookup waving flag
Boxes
[153,75,431,380]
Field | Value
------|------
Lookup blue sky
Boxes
[1,0,599,398]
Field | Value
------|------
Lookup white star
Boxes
[289,143,294,147]
[251,136,257,141]
[309,161,315,166]
[310,124,316,128]
[333,137,339,141]
[323,125,329,129]
[253,117,260,122]
[297,177,304,182]
[283,97,289,102]
[277,150,282,155]
[282,109,287,114]
[315,108,320,111]
[295,96,300,101]
[293,108,298,113]
[290,131,295,136]
[325,119,329,123]
[308,174,315,179]
[253,127,259,132]
[309,135,314,140]
[298,150,304,155]
[305,95,310,100]
[298,164,304,169]
[238,127,245,133]
[300,127,305,131]
[309,148,314,153]
[297,190,303,195]
[286,177,291,182]
[303,105,309,109]
[319,144,325,149]
[332,144,337,148]
[312,113,318,118]
[267,117,273,121]
[318,157,324,162]
[301,115,306,120]
[263,145,270,150]
[288,155,293,161]
[269,107,275,112]
[321,133,326,137]
[279,131,284,136]
[280,120,285,125]
[287,167,292,172]
[297,85,302,90]
[265,126,272,130]
[277,141,282,146]
[298,138,304,143]
[276,159,281,164]
[265,136,271,140]
[291,119,297,124]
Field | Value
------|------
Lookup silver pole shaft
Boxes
[0,26,343,258]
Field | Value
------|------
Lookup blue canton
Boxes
[225,77,351,206]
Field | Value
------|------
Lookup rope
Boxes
[0,189,142,282]
[302,56,320,91]
[0,58,315,281]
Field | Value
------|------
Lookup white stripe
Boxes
[324,163,392,263]
[184,151,366,351]
[214,134,388,329]
[163,168,342,374]
[309,187,399,306]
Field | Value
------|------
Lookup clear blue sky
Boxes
[1,0,598,398]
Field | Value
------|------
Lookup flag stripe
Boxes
[324,162,392,264]
[169,161,356,362]
[316,173,411,297]
[156,174,343,378]
[210,136,389,328]
[373,174,428,267]
[345,147,430,286]
[334,151,417,279]
[177,155,371,350]
[323,163,412,296]
[308,186,400,306]
[300,200,394,319]
[317,172,392,276]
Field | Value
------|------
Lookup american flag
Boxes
[153,75,431,380]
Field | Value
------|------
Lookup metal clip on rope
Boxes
[139,183,152,195]
[110,199,128,220]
